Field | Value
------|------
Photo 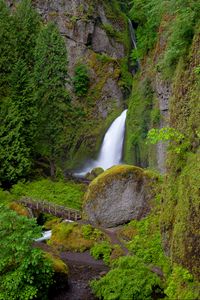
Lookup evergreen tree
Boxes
[13,0,41,66]
[0,1,42,185]
[0,60,33,184]
[34,22,70,176]
[0,0,15,98]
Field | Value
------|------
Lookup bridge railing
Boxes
[18,197,82,221]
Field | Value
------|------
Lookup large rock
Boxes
[83,165,156,228]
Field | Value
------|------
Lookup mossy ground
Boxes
[48,222,106,253]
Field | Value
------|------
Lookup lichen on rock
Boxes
[83,165,157,228]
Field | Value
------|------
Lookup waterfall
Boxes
[35,230,52,242]
[128,18,137,50]
[75,109,127,176]
[35,219,74,243]
[95,109,127,169]
[128,18,140,70]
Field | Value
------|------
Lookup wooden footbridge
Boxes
[18,198,82,221]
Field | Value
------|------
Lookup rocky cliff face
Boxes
[33,0,128,117]
[154,74,171,173]
[125,16,200,279]
[37,0,130,168]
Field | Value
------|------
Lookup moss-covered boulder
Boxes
[48,222,105,252]
[83,165,156,228]
[85,167,104,181]
[45,252,69,293]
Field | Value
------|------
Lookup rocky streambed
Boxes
[52,251,109,300]
[36,242,109,300]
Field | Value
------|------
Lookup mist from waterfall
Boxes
[75,109,127,176]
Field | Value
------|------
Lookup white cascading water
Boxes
[128,18,137,50]
[75,109,127,175]
[128,18,140,70]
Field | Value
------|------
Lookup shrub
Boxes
[0,205,53,300]
[90,241,112,265]
[127,216,170,275]
[73,64,90,97]
[91,256,163,300]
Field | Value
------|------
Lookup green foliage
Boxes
[0,0,40,185]
[159,4,199,77]
[91,256,162,300]
[129,0,164,58]
[127,215,170,275]
[119,57,133,93]
[0,189,15,204]
[11,179,85,210]
[165,265,200,300]
[90,241,112,265]
[102,23,117,38]
[34,22,71,175]
[81,224,102,240]
[0,205,53,300]
[0,115,32,183]
[13,0,41,65]
[130,0,200,76]
[147,127,190,154]
[73,64,90,97]
[0,0,15,98]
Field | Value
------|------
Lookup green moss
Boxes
[162,153,200,279]
[45,252,69,275]
[110,245,125,262]
[49,222,106,253]
[84,165,158,206]
[43,217,61,230]
[124,76,158,169]
[85,167,104,181]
